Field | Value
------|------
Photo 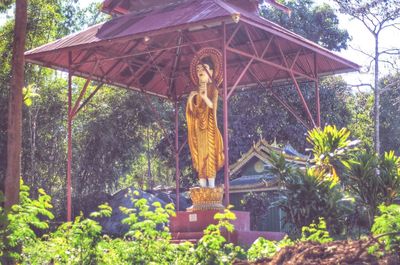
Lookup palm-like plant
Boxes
[343,152,380,227]
[343,150,400,227]
[307,126,359,184]
[268,152,351,234]
[379,151,400,204]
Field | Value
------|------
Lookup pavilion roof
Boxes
[229,139,307,176]
[25,0,359,100]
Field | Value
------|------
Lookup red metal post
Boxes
[315,54,321,127]
[315,80,320,127]
[222,22,230,206]
[67,52,73,222]
[174,100,180,211]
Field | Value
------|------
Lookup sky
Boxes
[2,0,399,89]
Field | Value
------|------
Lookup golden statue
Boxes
[186,47,224,189]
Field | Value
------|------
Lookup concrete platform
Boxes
[169,210,286,247]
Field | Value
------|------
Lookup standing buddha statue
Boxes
[186,47,224,189]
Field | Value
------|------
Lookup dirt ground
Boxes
[235,239,400,265]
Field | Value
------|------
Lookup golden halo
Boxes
[190,47,223,87]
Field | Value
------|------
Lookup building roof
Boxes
[229,139,307,192]
[229,139,307,176]
[25,0,359,100]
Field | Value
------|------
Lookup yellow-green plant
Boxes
[307,125,359,183]
[193,207,245,265]
[0,180,54,262]
[369,204,400,256]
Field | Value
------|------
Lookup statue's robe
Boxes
[186,86,224,179]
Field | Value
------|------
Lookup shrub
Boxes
[369,204,400,256]
[1,179,53,262]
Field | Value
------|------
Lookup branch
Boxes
[381,22,400,30]
[378,59,398,70]
[379,49,400,56]
[347,83,374,91]
[373,231,400,241]
[356,14,378,35]
[380,79,400,94]
[349,45,375,59]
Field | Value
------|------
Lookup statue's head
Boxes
[196,57,214,84]
[190,48,223,87]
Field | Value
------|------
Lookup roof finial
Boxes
[271,137,278,147]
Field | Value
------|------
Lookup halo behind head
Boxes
[190,47,223,87]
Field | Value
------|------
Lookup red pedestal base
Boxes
[170,210,286,246]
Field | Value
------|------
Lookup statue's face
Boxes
[196,64,213,85]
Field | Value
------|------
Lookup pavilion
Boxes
[24,0,359,221]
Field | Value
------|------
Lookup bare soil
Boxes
[235,240,400,265]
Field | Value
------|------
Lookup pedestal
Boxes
[187,186,224,212]
[170,210,286,246]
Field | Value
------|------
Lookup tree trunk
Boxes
[374,34,380,155]
[4,0,28,210]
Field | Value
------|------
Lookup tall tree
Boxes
[333,0,400,154]
[261,0,350,51]
[4,0,28,210]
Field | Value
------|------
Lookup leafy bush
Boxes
[23,204,111,264]
[0,180,53,261]
[193,208,245,264]
[3,183,244,265]
[269,152,353,234]
[300,217,333,243]
[247,236,293,261]
[344,150,400,227]
[369,204,400,255]
[247,218,332,261]
[307,125,358,183]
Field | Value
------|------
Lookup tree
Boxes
[347,92,374,150]
[261,0,350,51]
[4,0,28,210]
[380,73,400,153]
[333,0,400,154]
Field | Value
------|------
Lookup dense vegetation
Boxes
[0,126,399,264]
[2,0,396,218]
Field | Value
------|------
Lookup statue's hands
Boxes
[188,91,198,112]
[200,89,213,109]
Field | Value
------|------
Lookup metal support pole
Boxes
[174,101,180,211]
[315,54,321,127]
[315,79,320,127]
[222,22,230,207]
[67,52,73,222]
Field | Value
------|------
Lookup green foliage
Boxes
[193,208,245,265]
[261,0,350,51]
[380,74,400,153]
[16,188,246,264]
[369,204,400,255]
[379,151,400,204]
[307,125,359,183]
[0,179,54,261]
[344,150,400,227]
[347,92,374,150]
[247,236,294,261]
[268,151,353,234]
[300,217,333,243]
[247,218,332,261]
[267,125,361,234]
